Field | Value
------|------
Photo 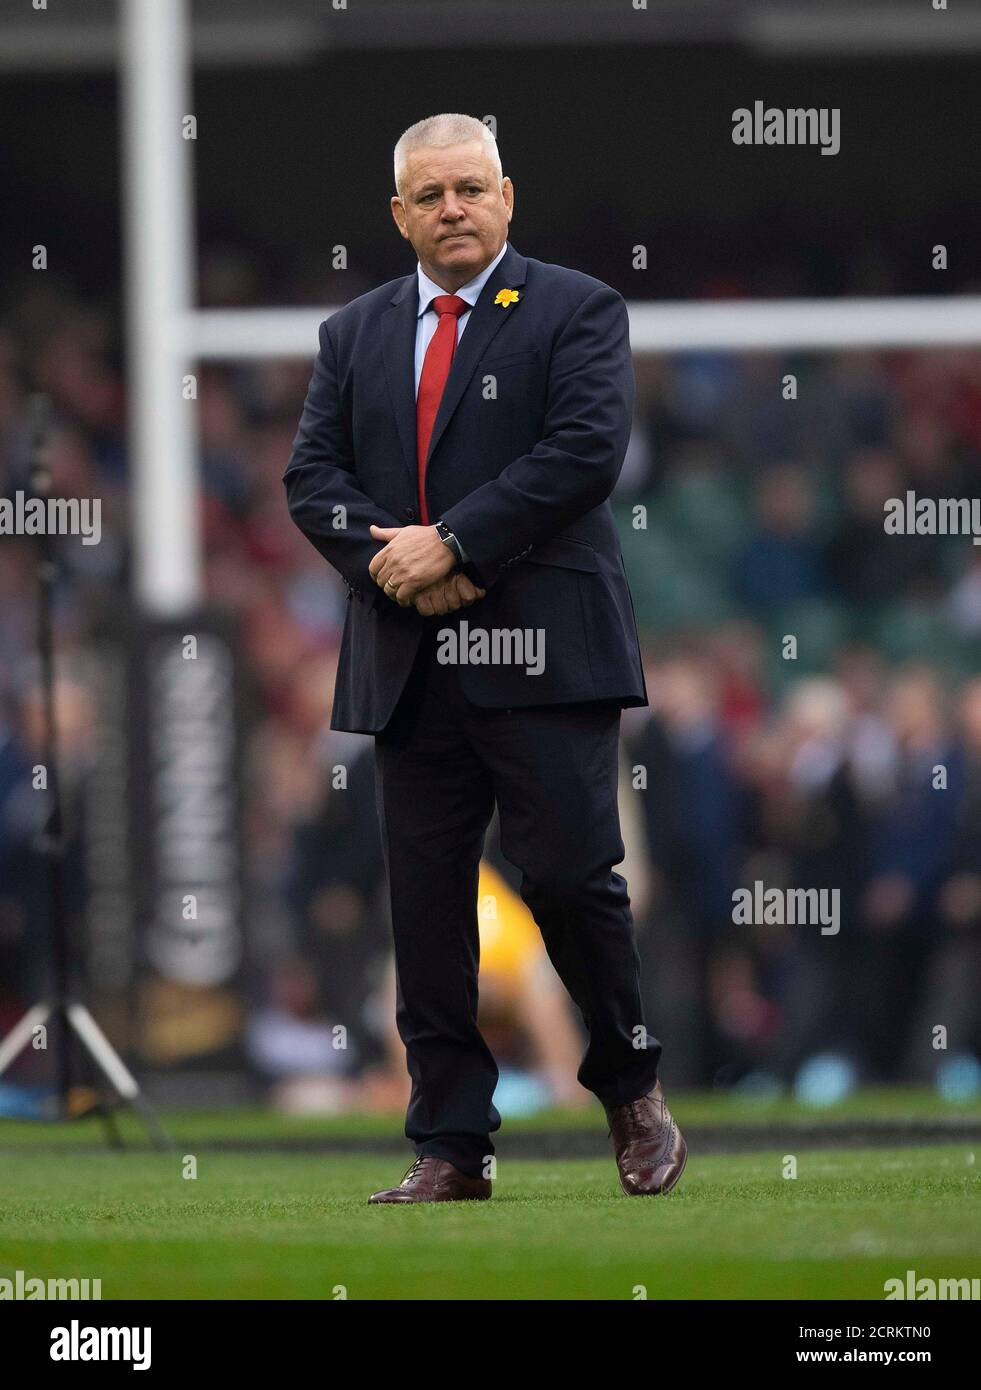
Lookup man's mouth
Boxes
[441,232,474,242]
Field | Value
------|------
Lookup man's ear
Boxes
[502,176,515,222]
[390,196,410,240]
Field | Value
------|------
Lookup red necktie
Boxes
[415,293,468,524]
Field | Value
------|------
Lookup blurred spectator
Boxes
[755,678,866,1084]
[902,678,981,1085]
[826,448,936,605]
[630,652,741,1085]
[855,667,963,1081]
[733,464,827,613]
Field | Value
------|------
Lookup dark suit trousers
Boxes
[374,625,661,1177]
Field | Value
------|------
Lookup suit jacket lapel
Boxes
[425,244,528,469]
[380,276,420,495]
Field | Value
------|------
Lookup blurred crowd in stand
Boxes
[1,259,980,1112]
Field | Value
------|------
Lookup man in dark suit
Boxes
[284,113,686,1202]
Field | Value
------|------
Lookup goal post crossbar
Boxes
[184,295,981,362]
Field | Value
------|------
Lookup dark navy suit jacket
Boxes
[284,242,648,733]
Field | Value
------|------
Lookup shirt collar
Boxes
[416,240,509,318]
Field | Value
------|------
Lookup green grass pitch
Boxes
[2,1117,980,1299]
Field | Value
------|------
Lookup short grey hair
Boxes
[394,113,502,197]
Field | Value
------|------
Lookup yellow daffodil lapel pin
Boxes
[494,288,520,308]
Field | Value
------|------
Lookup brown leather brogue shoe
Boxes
[606,1081,687,1196]
[367,1155,492,1204]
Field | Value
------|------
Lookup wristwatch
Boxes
[434,520,467,565]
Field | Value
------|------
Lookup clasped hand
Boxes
[368,524,486,614]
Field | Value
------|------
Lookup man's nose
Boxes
[441,196,465,220]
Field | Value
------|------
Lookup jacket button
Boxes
[404,507,416,520]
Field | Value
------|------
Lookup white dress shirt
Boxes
[413,240,508,561]
[414,239,509,396]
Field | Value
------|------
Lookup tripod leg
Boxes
[66,1004,174,1151]
[0,1003,51,1077]
[128,1092,177,1152]
[52,1001,73,1123]
[96,1101,126,1151]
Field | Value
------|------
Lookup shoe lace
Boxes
[608,1094,663,1144]
[400,1155,433,1185]
[618,1100,651,1142]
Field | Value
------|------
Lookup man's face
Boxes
[391,140,513,290]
